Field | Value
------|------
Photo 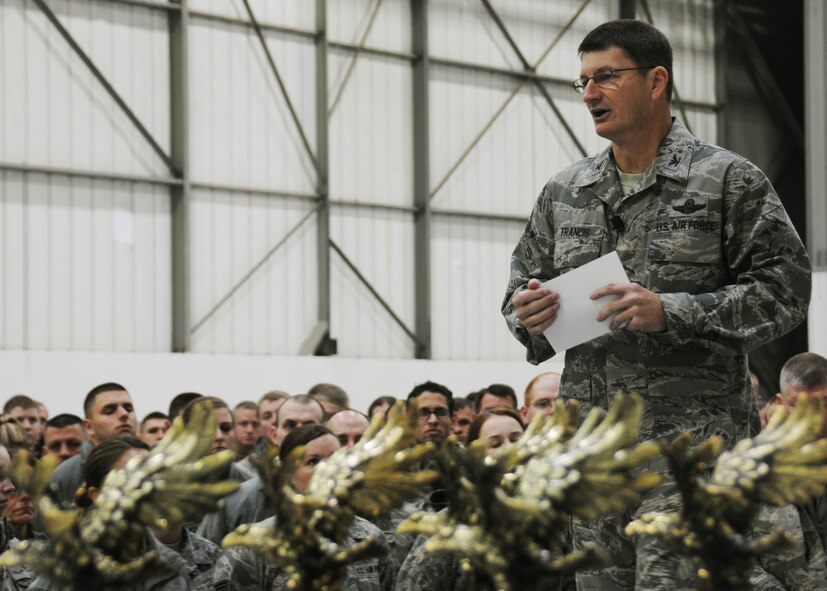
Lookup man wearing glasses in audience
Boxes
[519,372,561,425]
[407,381,453,446]
[406,381,454,514]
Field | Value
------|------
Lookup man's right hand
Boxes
[513,278,559,335]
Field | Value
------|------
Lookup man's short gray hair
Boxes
[779,352,827,397]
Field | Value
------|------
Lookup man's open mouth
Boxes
[591,108,610,120]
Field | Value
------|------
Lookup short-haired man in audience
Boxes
[232,401,259,460]
[257,391,289,444]
[138,412,170,448]
[36,401,48,431]
[4,395,44,454]
[197,395,325,544]
[368,396,396,419]
[42,414,84,464]
[50,382,137,504]
[308,383,349,417]
[168,392,202,420]
[766,353,827,550]
[766,353,827,437]
[756,353,827,584]
[520,371,561,425]
[475,384,518,414]
[407,382,453,445]
[326,410,370,449]
[451,398,476,445]
[270,395,325,445]
[182,396,254,482]
[407,382,454,514]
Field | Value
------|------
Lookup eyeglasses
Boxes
[573,66,654,94]
[417,407,450,421]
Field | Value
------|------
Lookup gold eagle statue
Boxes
[626,394,827,591]
[0,402,239,591]
[223,400,438,590]
[398,393,662,591]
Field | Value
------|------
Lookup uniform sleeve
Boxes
[751,505,827,591]
[501,183,558,365]
[394,534,460,591]
[195,507,229,546]
[657,159,810,355]
[211,546,270,591]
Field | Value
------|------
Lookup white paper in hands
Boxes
[541,251,630,352]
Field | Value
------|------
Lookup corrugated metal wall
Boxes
[1,0,720,361]
[1,0,171,352]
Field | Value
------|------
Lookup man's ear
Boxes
[650,66,669,100]
[764,393,784,424]
[82,418,95,443]
[519,406,529,424]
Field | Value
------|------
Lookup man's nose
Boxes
[582,79,601,101]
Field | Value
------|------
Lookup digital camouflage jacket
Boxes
[503,119,811,445]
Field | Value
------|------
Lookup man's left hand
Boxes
[591,283,667,333]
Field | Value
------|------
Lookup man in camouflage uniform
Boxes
[765,352,827,565]
[502,20,811,590]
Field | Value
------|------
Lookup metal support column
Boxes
[619,0,636,19]
[713,0,728,148]
[170,0,190,352]
[314,0,336,355]
[412,0,431,359]
[805,0,827,269]
[805,0,827,355]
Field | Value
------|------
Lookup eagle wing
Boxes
[0,402,239,590]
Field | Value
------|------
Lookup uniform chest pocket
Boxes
[647,231,722,292]
[553,226,604,270]
[648,231,720,264]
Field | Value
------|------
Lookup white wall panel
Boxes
[189,189,317,355]
[429,0,519,70]
[0,0,170,177]
[431,216,528,361]
[684,110,717,147]
[0,171,170,352]
[330,206,416,359]
[483,0,617,79]
[189,19,317,193]
[429,69,608,216]
[429,0,614,74]
[646,0,715,105]
[329,0,411,54]
[533,0,617,79]
[188,0,314,31]
[329,51,413,206]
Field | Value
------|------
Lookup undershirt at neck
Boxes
[617,167,644,197]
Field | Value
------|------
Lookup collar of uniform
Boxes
[144,530,192,585]
[572,118,695,189]
[652,118,695,185]
[573,149,612,188]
